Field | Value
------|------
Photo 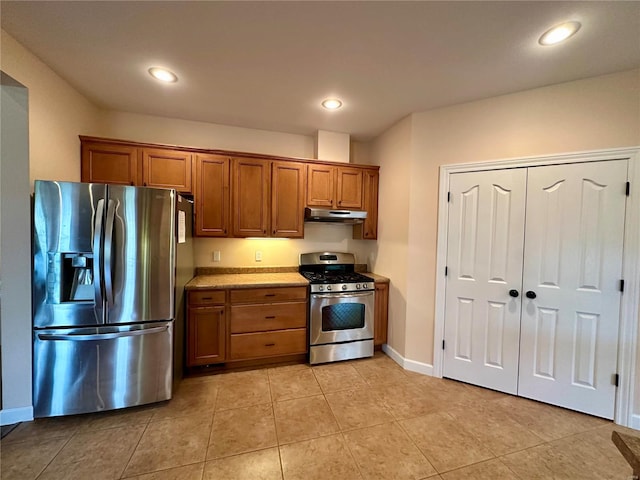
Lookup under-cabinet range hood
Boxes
[304,207,367,224]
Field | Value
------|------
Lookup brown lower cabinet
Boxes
[186,286,308,366]
[374,282,389,346]
[187,290,226,366]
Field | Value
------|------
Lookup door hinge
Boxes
[626,181,630,196]
[447,192,451,202]
[620,279,625,293]
[613,373,620,387]
[445,266,448,276]
[442,340,445,350]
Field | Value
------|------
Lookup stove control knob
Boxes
[356,284,361,290]
[319,286,324,292]
[327,285,332,291]
[342,284,347,290]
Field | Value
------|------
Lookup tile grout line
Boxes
[117,416,152,479]
[33,429,76,480]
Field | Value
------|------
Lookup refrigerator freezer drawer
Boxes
[33,322,173,417]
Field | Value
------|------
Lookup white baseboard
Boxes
[382,344,434,377]
[0,406,33,425]
[629,414,640,430]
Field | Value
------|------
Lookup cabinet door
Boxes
[336,167,363,209]
[354,169,379,240]
[271,161,305,238]
[187,306,226,366]
[81,141,139,185]
[195,154,230,237]
[232,158,270,237]
[141,148,193,193]
[306,165,336,207]
[374,282,389,346]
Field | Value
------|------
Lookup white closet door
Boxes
[518,160,627,419]
[443,169,527,394]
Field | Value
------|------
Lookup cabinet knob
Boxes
[130,181,134,186]
[364,232,369,237]
[224,229,227,235]
[143,182,147,187]
[273,230,276,234]
[263,229,266,234]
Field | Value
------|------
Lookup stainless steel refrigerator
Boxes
[32,180,192,418]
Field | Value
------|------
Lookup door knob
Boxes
[509,289,519,298]
[526,290,537,299]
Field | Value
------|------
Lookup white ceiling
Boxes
[2,1,639,141]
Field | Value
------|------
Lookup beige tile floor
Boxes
[1,352,637,480]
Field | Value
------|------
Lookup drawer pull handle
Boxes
[265,316,276,319]
[265,343,276,347]
[264,293,276,297]
[201,297,213,300]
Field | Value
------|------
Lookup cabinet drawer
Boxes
[229,329,307,360]
[230,286,307,304]
[189,290,226,306]
[230,302,307,333]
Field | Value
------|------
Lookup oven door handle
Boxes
[312,292,373,299]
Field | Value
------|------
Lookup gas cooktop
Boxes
[299,252,375,293]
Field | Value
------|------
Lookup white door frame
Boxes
[433,146,640,427]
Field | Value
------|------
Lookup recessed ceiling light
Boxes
[321,98,343,110]
[538,21,581,46]
[148,67,178,83]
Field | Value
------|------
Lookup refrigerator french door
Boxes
[33,180,177,417]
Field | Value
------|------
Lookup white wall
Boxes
[371,68,640,368]
[0,29,104,185]
[100,110,315,159]
[366,115,413,357]
[0,73,32,424]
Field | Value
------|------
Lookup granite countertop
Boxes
[364,272,390,283]
[185,268,390,290]
[185,272,309,290]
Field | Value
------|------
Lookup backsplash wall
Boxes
[193,223,377,268]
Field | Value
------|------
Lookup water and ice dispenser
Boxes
[47,252,94,303]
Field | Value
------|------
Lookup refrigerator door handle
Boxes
[37,325,169,342]
[104,198,116,307]
[93,198,105,313]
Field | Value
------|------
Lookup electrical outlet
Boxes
[255,250,262,262]
[213,251,221,262]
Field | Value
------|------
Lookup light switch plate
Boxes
[255,250,262,262]
[213,251,221,262]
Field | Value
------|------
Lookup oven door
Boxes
[309,291,374,345]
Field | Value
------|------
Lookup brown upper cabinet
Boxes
[141,148,193,193]
[271,161,306,238]
[80,136,378,240]
[353,169,379,240]
[195,154,230,237]
[307,165,363,209]
[232,158,271,237]
[231,158,306,238]
[80,137,194,194]
[81,140,139,186]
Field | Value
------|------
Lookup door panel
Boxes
[444,169,527,394]
[106,185,176,324]
[33,322,173,417]
[33,181,107,328]
[518,160,627,419]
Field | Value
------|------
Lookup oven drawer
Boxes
[230,302,307,333]
[230,286,307,304]
[229,328,307,359]
[189,290,226,306]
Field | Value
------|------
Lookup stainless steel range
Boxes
[299,252,375,364]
